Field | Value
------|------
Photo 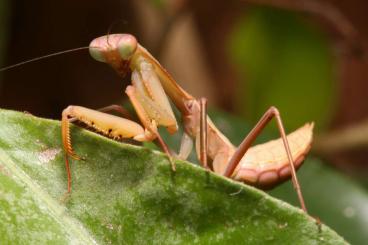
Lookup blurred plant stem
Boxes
[314,119,368,155]
[133,0,217,104]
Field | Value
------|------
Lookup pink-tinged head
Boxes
[89,34,138,63]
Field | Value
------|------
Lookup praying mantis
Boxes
[62,33,313,214]
[0,33,313,215]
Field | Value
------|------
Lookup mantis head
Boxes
[89,34,138,76]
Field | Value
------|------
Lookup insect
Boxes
[65,33,313,213]
[1,34,313,215]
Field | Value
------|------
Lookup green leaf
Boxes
[0,109,345,244]
[209,110,368,245]
[271,160,368,245]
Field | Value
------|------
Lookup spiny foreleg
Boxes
[62,105,154,193]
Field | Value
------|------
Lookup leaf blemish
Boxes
[0,164,11,176]
[38,148,61,164]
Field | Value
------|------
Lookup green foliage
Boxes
[209,110,368,245]
[0,109,346,244]
[149,0,166,10]
[229,7,336,131]
[271,160,368,245]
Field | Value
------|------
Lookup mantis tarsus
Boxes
[1,33,314,216]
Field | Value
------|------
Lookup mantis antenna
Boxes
[105,19,129,47]
[0,46,98,72]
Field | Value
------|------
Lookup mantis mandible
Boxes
[0,34,314,215]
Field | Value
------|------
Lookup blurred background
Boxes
[0,0,368,243]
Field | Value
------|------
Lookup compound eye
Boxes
[117,34,137,60]
[89,37,107,63]
[89,47,106,63]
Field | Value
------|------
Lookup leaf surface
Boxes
[0,109,346,244]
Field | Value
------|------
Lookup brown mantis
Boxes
[0,33,313,215]
[60,34,314,214]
